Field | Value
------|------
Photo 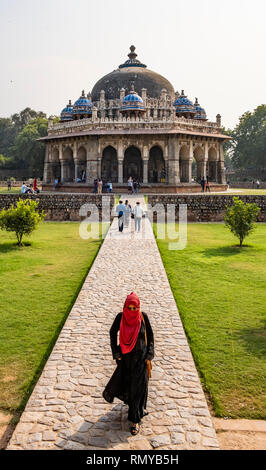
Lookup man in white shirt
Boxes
[116,200,126,232]
[133,202,143,232]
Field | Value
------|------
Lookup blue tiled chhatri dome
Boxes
[72,90,92,118]
[60,100,73,121]
[193,98,207,121]
[121,87,145,112]
[174,90,196,118]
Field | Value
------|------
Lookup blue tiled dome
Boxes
[72,91,92,116]
[174,91,196,117]
[60,100,73,121]
[121,89,145,111]
[193,98,207,120]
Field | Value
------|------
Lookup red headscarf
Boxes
[119,292,141,354]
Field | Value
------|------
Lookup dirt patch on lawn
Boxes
[213,418,266,450]
[0,412,16,449]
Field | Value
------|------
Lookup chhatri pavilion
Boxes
[41,46,230,193]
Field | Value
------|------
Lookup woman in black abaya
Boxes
[103,292,154,435]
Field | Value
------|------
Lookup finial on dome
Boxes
[195,97,199,105]
[69,99,72,106]
[82,90,85,97]
[128,45,137,61]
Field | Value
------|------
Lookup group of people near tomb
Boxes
[93,178,113,194]
[21,178,40,194]
[127,176,141,194]
[200,176,211,192]
[115,199,144,233]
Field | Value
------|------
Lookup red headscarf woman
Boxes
[119,292,141,354]
[103,292,154,436]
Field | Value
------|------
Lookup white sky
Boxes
[0,0,265,129]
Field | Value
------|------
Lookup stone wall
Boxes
[147,194,266,222]
[0,194,115,221]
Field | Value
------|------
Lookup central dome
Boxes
[91,46,175,101]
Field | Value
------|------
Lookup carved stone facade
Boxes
[41,46,229,190]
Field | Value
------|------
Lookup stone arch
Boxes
[50,147,60,181]
[123,146,143,182]
[148,145,166,183]
[208,146,218,181]
[101,145,118,182]
[62,146,74,182]
[194,145,204,182]
[179,145,189,182]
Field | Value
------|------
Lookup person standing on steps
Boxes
[103,292,154,436]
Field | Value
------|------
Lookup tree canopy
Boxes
[230,105,266,172]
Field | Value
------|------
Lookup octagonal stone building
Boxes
[41,46,229,193]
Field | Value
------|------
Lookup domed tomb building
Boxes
[41,46,229,192]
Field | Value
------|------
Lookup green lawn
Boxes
[155,223,266,419]
[0,221,107,414]
[0,186,21,194]
[226,188,266,195]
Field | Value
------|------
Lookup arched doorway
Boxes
[77,146,87,181]
[62,146,74,182]
[50,147,60,181]
[123,146,143,182]
[179,145,189,182]
[194,146,204,182]
[101,146,118,182]
[148,146,165,183]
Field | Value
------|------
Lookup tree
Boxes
[0,199,46,246]
[224,197,260,247]
[12,117,48,175]
[231,105,266,173]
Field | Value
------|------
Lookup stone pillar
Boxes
[168,137,180,184]
[61,160,69,182]
[218,143,226,183]
[118,141,123,183]
[43,144,50,183]
[187,140,193,183]
[86,139,98,183]
[143,146,148,184]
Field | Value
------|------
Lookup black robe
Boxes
[103,311,154,423]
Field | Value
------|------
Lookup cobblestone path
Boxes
[8,195,219,450]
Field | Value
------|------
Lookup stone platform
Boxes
[7,195,219,450]
[42,182,228,194]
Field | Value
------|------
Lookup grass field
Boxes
[0,221,107,415]
[155,223,266,419]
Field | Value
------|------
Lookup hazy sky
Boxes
[0,0,265,128]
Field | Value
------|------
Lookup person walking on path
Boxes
[116,199,126,232]
[103,292,154,435]
[7,179,11,191]
[133,201,144,232]
[124,200,132,227]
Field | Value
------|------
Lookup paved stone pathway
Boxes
[7,195,219,450]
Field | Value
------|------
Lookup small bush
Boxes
[0,198,46,246]
[224,197,260,247]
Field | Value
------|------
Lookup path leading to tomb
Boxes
[7,195,219,450]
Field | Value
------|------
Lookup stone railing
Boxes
[48,115,221,137]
